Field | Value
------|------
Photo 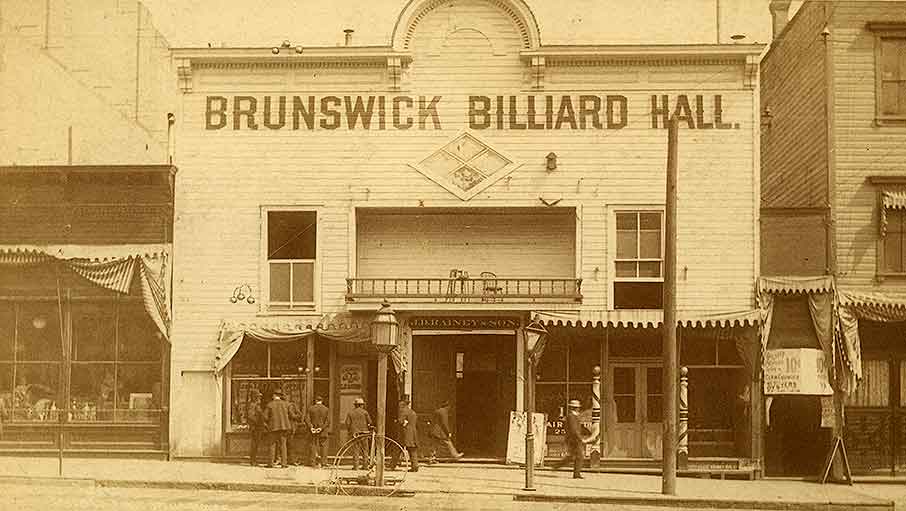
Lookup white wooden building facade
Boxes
[169,0,764,469]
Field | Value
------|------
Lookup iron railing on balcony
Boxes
[346,277,582,303]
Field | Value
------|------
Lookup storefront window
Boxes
[0,298,163,425]
[535,332,600,457]
[18,303,62,361]
[229,338,309,431]
[0,303,13,360]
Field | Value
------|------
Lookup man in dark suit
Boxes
[287,397,304,465]
[306,395,330,468]
[345,396,372,470]
[396,398,420,472]
[429,400,464,462]
[246,388,264,467]
[558,399,587,479]
[263,388,292,468]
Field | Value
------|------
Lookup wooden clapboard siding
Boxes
[830,2,906,298]
[760,1,828,210]
[169,0,760,456]
[356,210,575,278]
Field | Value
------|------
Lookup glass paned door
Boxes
[610,363,663,458]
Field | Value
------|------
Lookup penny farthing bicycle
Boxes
[329,427,410,497]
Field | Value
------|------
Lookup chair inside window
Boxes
[480,272,503,302]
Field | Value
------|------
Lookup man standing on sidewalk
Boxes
[553,399,587,479]
[345,396,372,470]
[246,389,264,467]
[264,388,292,468]
[398,398,420,472]
[306,396,330,468]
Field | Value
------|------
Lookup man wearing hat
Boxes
[305,396,330,468]
[390,398,420,472]
[263,387,292,468]
[554,399,588,479]
[345,397,373,470]
[246,388,264,467]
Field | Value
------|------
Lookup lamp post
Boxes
[371,301,399,488]
[523,317,548,492]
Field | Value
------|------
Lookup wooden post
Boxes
[678,366,689,470]
[662,116,679,495]
[375,352,387,487]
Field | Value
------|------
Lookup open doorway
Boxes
[765,395,828,477]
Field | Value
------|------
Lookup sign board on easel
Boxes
[505,411,546,466]
[820,436,852,485]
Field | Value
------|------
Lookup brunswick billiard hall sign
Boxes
[205,94,741,131]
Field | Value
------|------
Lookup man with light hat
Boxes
[263,387,292,468]
[345,396,372,470]
[554,398,588,479]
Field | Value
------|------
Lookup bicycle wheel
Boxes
[330,434,409,497]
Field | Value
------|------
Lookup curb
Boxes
[0,475,96,488]
[514,493,895,510]
[98,479,416,498]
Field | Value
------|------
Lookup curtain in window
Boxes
[756,276,837,387]
[880,189,906,236]
[837,290,906,394]
[0,247,171,341]
[215,312,406,375]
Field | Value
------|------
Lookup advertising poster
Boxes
[763,348,833,395]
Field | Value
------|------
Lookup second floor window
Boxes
[879,37,906,118]
[883,208,906,274]
[266,210,317,311]
[613,210,663,309]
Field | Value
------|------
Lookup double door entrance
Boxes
[412,334,515,458]
[609,362,663,458]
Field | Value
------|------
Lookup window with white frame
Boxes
[869,23,906,123]
[613,210,663,309]
[265,210,317,310]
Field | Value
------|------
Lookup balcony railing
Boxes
[346,277,582,304]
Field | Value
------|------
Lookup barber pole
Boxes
[585,365,602,463]
[678,366,689,470]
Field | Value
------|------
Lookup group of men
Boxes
[245,388,330,468]
[246,390,589,479]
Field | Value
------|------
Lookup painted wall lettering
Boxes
[203,94,737,131]
[650,94,737,130]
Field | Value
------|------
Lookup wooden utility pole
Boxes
[662,116,679,495]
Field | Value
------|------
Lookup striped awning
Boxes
[880,189,906,236]
[757,275,835,295]
[0,246,171,339]
[533,309,760,329]
[216,311,406,375]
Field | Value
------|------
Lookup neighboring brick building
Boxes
[0,0,175,458]
[761,0,906,476]
[169,0,765,471]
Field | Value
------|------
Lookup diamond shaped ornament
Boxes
[410,132,521,201]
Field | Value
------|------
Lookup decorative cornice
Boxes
[530,56,545,90]
[192,61,386,70]
[176,57,192,92]
[523,43,764,61]
[744,54,759,90]
[547,57,745,68]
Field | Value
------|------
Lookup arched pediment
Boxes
[390,0,541,51]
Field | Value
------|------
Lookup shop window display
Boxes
[229,339,308,431]
[0,298,163,425]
